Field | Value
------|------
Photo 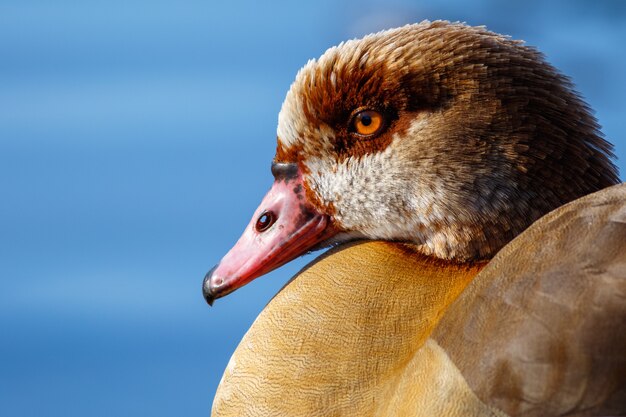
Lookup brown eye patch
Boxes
[350,109,385,138]
[330,106,404,159]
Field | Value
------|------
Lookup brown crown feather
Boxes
[276,21,619,259]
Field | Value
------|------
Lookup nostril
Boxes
[255,210,276,233]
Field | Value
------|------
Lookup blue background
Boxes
[1,1,624,415]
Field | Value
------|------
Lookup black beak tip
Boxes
[203,265,218,307]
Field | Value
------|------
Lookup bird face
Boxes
[203,22,617,305]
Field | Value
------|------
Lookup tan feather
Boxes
[208,21,624,416]
[212,184,626,416]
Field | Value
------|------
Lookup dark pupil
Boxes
[255,211,275,232]
[360,114,372,126]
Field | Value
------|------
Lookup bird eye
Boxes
[351,109,384,137]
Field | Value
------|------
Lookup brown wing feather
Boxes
[433,183,626,416]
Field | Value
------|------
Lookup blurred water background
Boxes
[1,1,624,415]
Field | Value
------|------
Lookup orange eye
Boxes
[352,109,384,137]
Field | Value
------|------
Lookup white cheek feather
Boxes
[305,139,434,244]
[274,28,483,258]
[304,116,466,258]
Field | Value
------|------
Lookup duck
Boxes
[202,21,625,416]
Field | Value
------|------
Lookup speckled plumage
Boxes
[213,184,626,417]
[209,20,625,417]
[276,21,618,260]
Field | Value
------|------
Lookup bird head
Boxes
[203,21,617,304]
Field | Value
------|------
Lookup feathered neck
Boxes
[212,241,503,416]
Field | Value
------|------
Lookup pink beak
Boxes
[203,163,336,305]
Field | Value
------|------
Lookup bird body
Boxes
[212,184,626,417]
[203,21,624,416]
[212,242,493,417]
[433,183,626,416]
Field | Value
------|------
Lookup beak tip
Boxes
[205,294,215,307]
[202,265,218,307]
